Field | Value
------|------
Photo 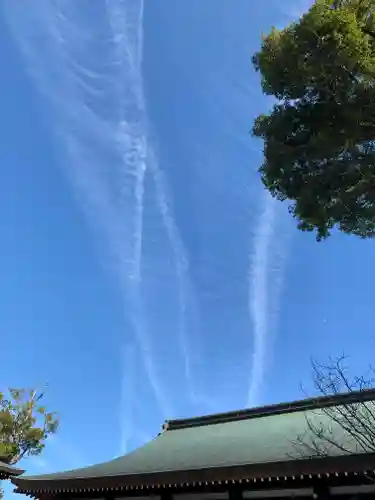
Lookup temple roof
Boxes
[11,389,375,496]
[0,460,24,480]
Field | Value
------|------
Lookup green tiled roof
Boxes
[12,409,356,480]
[11,389,375,492]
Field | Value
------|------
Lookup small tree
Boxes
[0,388,59,498]
[294,356,375,458]
[252,0,375,240]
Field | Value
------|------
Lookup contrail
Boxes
[3,0,197,428]
[246,0,307,406]
[147,146,196,401]
[2,0,173,420]
[105,0,146,283]
[47,434,87,469]
[247,191,290,408]
[247,194,277,407]
[29,457,48,471]
[105,0,197,404]
[120,342,136,455]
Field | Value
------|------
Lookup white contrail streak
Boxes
[105,0,147,285]
[247,191,290,408]
[47,434,87,469]
[247,194,277,407]
[246,2,309,402]
[120,343,136,455]
[105,0,196,404]
[147,147,196,400]
[29,457,48,471]
[2,0,174,419]
[4,0,197,430]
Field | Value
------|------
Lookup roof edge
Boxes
[11,452,375,495]
[0,460,25,478]
[165,388,375,430]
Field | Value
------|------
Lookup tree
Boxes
[293,356,375,458]
[0,388,59,499]
[252,0,375,240]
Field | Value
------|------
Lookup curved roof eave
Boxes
[0,461,25,479]
[11,452,375,496]
[12,389,375,495]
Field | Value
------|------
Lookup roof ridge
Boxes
[163,388,375,431]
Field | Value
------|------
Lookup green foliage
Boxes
[252,0,375,240]
[0,388,58,465]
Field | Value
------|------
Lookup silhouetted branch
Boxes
[292,356,375,458]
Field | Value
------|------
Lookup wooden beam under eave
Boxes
[161,491,173,500]
[313,483,330,500]
[229,484,243,500]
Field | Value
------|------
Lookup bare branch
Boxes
[293,356,375,458]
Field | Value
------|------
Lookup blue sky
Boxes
[1,0,375,493]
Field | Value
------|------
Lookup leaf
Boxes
[0,388,58,464]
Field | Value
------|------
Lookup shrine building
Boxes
[11,389,375,500]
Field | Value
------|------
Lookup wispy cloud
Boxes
[247,194,277,407]
[2,0,168,416]
[147,146,197,403]
[27,456,49,471]
[3,0,196,438]
[120,342,136,455]
[47,434,87,469]
[247,192,290,407]
[105,0,197,407]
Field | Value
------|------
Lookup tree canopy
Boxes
[0,388,58,464]
[252,0,375,240]
[0,388,58,498]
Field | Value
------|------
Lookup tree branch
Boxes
[293,356,375,458]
